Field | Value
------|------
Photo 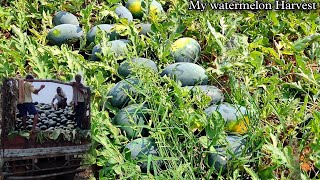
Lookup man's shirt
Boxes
[72,83,85,103]
[24,82,36,103]
[54,92,66,103]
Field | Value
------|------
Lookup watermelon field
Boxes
[1,0,320,179]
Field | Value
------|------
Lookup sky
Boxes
[31,82,73,104]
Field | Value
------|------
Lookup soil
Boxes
[74,166,95,180]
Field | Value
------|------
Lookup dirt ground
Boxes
[73,166,96,180]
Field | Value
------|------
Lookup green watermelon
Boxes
[205,103,249,134]
[113,103,149,139]
[124,137,161,172]
[53,11,79,26]
[170,37,201,63]
[118,58,158,77]
[208,135,246,173]
[149,0,164,20]
[91,40,128,61]
[120,39,131,44]
[161,62,208,86]
[136,23,152,36]
[86,24,120,44]
[47,24,83,46]
[185,85,224,105]
[115,5,133,22]
[125,0,164,20]
[107,78,139,108]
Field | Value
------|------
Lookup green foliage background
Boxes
[1,0,320,179]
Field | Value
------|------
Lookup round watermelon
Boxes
[118,58,158,77]
[86,24,120,44]
[185,85,224,105]
[115,5,133,22]
[136,23,152,36]
[170,37,201,63]
[53,11,79,26]
[208,135,246,173]
[47,24,83,46]
[91,40,128,61]
[113,103,149,139]
[106,78,139,108]
[124,137,161,173]
[119,39,131,44]
[161,62,208,86]
[149,0,164,20]
[125,0,164,20]
[125,0,143,19]
[205,103,249,134]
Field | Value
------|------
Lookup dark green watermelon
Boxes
[118,58,158,77]
[107,78,139,108]
[170,37,201,63]
[47,24,83,46]
[53,11,79,26]
[205,103,249,134]
[161,62,208,86]
[113,103,149,139]
[91,40,128,61]
[185,85,224,105]
[204,103,247,122]
[91,45,101,61]
[124,137,161,173]
[86,24,120,44]
[120,39,131,44]
[136,23,152,36]
[115,5,133,22]
[208,135,246,173]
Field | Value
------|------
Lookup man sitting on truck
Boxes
[71,74,86,129]
[51,87,67,110]
[18,75,45,132]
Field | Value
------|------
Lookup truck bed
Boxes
[1,144,91,161]
[1,132,91,161]
[2,131,90,148]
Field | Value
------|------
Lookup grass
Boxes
[1,0,320,179]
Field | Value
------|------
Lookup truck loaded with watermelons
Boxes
[0,78,91,179]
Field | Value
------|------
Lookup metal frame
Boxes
[1,144,91,161]
[6,168,86,180]
[2,154,88,179]
[1,78,18,144]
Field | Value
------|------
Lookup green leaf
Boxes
[207,20,226,53]
[269,11,279,26]
[258,166,277,179]
[293,33,320,51]
[199,136,208,149]
[19,131,30,139]
[147,154,152,173]
[250,51,263,70]
[262,47,278,58]
[244,166,259,180]
[50,129,62,140]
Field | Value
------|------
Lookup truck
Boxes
[0,78,92,180]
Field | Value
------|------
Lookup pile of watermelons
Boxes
[45,0,251,174]
[15,103,77,131]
